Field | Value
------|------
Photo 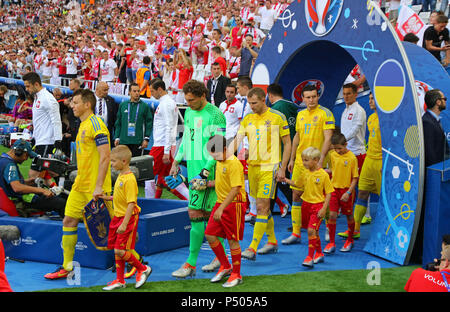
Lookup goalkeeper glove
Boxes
[189,169,210,190]
[165,174,187,189]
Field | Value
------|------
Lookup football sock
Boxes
[115,255,125,283]
[154,186,163,198]
[354,198,369,232]
[275,197,284,208]
[315,236,322,254]
[348,218,355,243]
[123,251,146,272]
[62,226,78,271]
[186,218,205,267]
[266,214,277,245]
[327,219,336,244]
[230,247,242,275]
[291,201,302,236]
[209,239,231,269]
[249,215,268,252]
[308,236,317,258]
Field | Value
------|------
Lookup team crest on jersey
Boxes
[197,119,203,128]
[305,0,344,37]
[223,167,227,173]
[344,160,348,166]
[313,116,318,122]
[347,113,353,120]
[315,178,321,184]
[265,120,271,128]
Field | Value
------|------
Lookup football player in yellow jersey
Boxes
[229,87,291,260]
[324,132,359,254]
[102,146,152,290]
[284,147,334,267]
[45,89,113,280]
[339,93,382,240]
[284,84,335,245]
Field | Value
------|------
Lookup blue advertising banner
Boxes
[252,0,428,264]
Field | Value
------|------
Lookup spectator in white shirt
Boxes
[98,50,118,82]
[258,0,278,35]
[64,49,78,80]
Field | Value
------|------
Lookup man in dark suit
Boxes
[423,89,449,167]
[412,89,449,263]
[94,81,118,146]
[206,62,231,107]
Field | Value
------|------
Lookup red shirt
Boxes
[404,268,450,292]
[177,63,193,89]
[231,26,243,48]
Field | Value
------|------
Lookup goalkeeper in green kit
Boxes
[166,80,227,278]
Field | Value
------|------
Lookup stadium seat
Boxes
[0,187,18,217]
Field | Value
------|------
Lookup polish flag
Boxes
[395,5,427,46]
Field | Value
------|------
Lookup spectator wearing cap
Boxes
[238,16,266,47]
[0,139,66,218]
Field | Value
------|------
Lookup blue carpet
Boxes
[4,204,399,292]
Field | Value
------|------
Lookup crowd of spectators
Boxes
[0,0,293,92]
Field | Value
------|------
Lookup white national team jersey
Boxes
[153,94,178,154]
[219,98,247,140]
[32,88,63,145]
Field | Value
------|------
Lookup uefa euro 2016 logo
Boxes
[305,0,344,37]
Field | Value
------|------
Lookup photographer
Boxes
[405,234,450,292]
[237,34,259,78]
[0,140,66,218]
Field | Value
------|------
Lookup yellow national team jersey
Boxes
[113,172,141,217]
[366,112,382,160]
[238,108,290,167]
[330,150,359,189]
[72,114,112,193]
[295,105,335,158]
[301,168,334,204]
[215,155,247,203]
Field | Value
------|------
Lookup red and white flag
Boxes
[395,5,427,46]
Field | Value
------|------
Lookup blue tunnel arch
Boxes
[252,0,426,265]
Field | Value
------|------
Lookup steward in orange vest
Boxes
[136,56,152,98]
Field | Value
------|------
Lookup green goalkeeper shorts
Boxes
[188,186,217,212]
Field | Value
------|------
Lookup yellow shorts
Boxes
[358,157,382,195]
[248,164,279,199]
[290,161,307,192]
[65,190,112,220]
